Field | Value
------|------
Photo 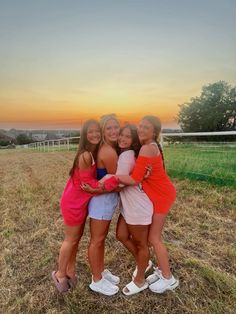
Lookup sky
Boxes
[0,0,236,130]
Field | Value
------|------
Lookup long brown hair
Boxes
[142,115,165,168]
[69,119,101,177]
[119,124,141,158]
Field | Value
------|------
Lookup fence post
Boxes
[160,133,164,148]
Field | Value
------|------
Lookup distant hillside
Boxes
[0,129,80,141]
[0,130,16,146]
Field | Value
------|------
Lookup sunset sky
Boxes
[0,0,236,129]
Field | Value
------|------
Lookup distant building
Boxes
[45,133,60,140]
[32,133,47,141]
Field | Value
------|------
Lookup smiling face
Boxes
[137,118,155,144]
[86,122,101,145]
[103,118,120,144]
[118,127,132,149]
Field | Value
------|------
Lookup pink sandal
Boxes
[51,271,70,293]
[67,275,78,288]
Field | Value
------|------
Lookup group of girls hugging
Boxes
[51,114,179,296]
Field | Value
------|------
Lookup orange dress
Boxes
[131,154,176,214]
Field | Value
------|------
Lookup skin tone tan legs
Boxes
[66,239,79,278]
[56,223,85,281]
[117,215,150,291]
[116,215,138,259]
[127,224,150,286]
[88,218,111,281]
[148,213,171,279]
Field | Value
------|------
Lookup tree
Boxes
[177,81,236,132]
[16,134,32,145]
[0,140,10,146]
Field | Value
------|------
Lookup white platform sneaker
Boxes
[149,274,179,293]
[146,266,162,285]
[89,276,119,296]
[102,269,120,285]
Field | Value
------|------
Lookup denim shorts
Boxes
[88,192,119,220]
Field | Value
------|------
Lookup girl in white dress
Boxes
[115,124,153,295]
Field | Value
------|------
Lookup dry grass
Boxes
[0,150,235,314]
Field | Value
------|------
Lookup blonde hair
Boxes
[100,113,120,144]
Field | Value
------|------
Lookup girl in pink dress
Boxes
[52,119,114,293]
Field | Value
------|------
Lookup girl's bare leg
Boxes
[148,213,171,279]
[66,223,85,278]
[128,225,149,284]
[88,218,111,281]
[116,214,138,258]
[56,224,84,281]
[123,224,149,292]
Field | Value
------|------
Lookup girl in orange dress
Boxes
[108,116,179,295]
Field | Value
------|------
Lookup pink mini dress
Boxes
[60,154,99,226]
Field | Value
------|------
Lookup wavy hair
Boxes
[119,124,141,158]
[142,115,165,168]
[69,119,101,177]
[99,113,120,145]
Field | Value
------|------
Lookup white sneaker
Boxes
[146,267,162,285]
[149,274,179,293]
[89,277,119,296]
[102,269,120,285]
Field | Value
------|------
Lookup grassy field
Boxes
[28,141,236,187]
[0,150,236,314]
[164,143,236,187]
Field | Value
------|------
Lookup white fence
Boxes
[18,130,236,152]
[25,136,80,152]
[16,131,236,186]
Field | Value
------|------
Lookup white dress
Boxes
[116,150,153,225]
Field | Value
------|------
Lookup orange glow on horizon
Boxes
[0,93,181,129]
[0,103,180,129]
